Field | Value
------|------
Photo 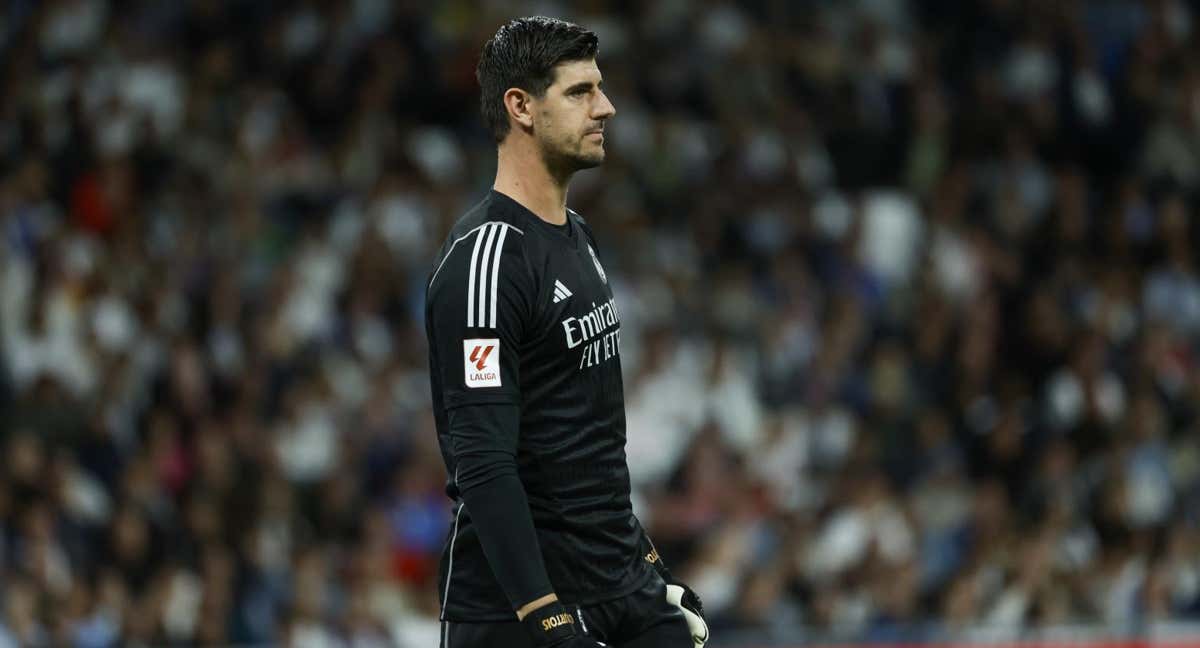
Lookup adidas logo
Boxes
[553,280,573,304]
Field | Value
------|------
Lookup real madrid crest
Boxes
[587,244,608,284]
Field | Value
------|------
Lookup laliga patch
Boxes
[464,339,501,388]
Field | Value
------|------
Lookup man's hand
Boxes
[665,581,709,647]
[521,599,606,647]
[636,523,709,646]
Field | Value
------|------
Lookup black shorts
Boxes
[441,575,693,648]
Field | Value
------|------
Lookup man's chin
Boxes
[543,145,605,174]
[575,152,605,169]
[572,146,606,169]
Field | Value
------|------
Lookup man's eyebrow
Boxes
[564,80,601,93]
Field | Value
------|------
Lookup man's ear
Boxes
[503,88,535,130]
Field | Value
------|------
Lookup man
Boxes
[425,16,709,648]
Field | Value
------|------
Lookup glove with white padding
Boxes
[638,533,709,647]
[664,576,709,647]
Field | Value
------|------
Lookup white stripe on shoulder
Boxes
[427,221,524,291]
[488,224,510,327]
[465,224,488,328]
[475,223,499,326]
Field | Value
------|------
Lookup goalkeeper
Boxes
[424,15,708,648]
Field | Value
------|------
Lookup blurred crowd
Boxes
[2,0,1200,646]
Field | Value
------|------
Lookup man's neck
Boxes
[494,140,570,226]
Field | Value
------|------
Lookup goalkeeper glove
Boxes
[522,601,607,647]
[649,554,709,645]
[639,530,709,646]
[663,576,709,647]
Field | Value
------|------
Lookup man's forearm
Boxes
[458,469,556,613]
[516,592,559,621]
[449,404,556,616]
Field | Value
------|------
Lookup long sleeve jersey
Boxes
[426,190,654,622]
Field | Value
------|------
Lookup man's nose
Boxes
[593,90,616,119]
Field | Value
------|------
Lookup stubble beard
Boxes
[540,132,604,178]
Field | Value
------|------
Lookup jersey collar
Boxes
[490,190,575,244]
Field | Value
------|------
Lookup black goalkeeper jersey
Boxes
[426,190,654,621]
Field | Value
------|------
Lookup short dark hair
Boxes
[476,17,599,143]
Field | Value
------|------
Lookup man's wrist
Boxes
[516,592,559,621]
[520,599,579,647]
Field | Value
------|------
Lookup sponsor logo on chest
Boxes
[560,297,621,370]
